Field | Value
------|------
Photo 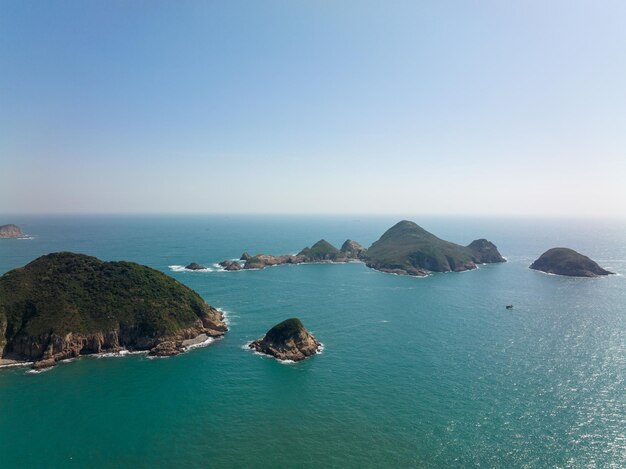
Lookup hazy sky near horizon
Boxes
[1,1,625,216]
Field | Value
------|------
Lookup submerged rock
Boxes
[530,248,614,277]
[185,262,207,270]
[249,318,321,362]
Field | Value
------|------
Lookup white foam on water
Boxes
[17,236,35,240]
[0,361,33,369]
[94,349,147,359]
[168,265,214,273]
[216,308,240,327]
[26,367,53,375]
[243,341,321,363]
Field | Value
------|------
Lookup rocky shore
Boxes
[249,318,321,362]
[230,239,366,271]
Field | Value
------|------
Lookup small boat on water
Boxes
[505,304,513,309]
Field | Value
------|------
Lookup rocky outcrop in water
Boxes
[530,248,614,277]
[0,224,24,238]
[340,239,366,259]
[219,260,242,271]
[244,254,303,269]
[240,239,365,270]
[0,252,227,369]
[249,318,321,361]
[467,239,506,263]
[185,262,207,270]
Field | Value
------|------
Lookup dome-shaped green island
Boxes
[249,318,321,362]
[0,252,227,369]
[530,248,614,277]
[362,220,506,276]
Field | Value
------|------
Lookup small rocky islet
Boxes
[0,224,24,238]
[249,318,321,362]
[0,252,227,370]
[185,262,207,270]
[530,248,614,277]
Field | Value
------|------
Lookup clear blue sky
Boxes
[1,1,625,216]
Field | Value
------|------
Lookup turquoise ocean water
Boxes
[0,215,624,468]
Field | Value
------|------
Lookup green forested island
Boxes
[249,318,321,362]
[0,252,227,369]
[530,248,614,277]
[362,220,506,276]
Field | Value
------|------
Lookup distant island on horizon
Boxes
[207,220,506,277]
[0,224,24,239]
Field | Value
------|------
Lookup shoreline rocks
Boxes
[219,260,242,271]
[530,248,614,277]
[239,238,367,271]
[249,318,321,362]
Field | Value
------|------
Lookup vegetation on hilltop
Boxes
[298,239,340,261]
[0,252,225,362]
[363,220,505,276]
[530,247,614,277]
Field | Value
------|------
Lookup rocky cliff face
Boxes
[0,252,228,369]
[11,306,226,370]
[0,224,24,238]
[530,248,614,277]
[0,315,6,357]
[249,318,320,361]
